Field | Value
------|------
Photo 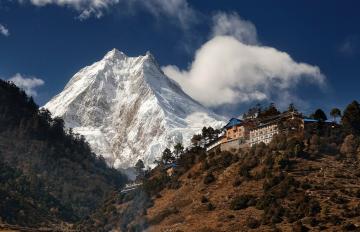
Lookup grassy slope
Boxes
[145,152,360,231]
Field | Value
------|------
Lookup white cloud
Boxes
[163,13,325,107]
[19,0,119,20]
[19,0,197,25]
[212,12,257,45]
[8,73,45,97]
[0,24,10,36]
[135,0,197,29]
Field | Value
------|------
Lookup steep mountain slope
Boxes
[44,49,224,168]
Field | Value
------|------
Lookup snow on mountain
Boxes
[44,49,225,168]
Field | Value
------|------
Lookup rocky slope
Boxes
[44,49,224,168]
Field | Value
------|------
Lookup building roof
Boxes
[224,118,243,129]
[163,163,178,170]
[303,118,334,123]
[303,118,318,123]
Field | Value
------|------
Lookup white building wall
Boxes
[249,124,278,146]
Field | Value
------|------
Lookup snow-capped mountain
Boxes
[44,49,224,168]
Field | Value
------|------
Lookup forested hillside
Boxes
[0,80,127,228]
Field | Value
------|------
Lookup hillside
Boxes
[144,142,360,231]
[0,80,128,229]
[82,104,360,232]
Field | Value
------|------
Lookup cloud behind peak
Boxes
[163,13,325,108]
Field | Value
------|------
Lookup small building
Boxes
[222,118,245,143]
[163,163,178,176]
[120,182,143,193]
[206,118,251,153]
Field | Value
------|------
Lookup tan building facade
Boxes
[222,124,247,143]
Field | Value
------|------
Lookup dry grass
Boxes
[144,150,360,232]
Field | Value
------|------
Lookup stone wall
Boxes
[220,138,249,153]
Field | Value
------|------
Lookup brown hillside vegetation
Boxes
[83,131,360,231]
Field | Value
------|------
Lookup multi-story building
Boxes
[206,118,249,152]
[221,118,246,143]
[249,123,278,146]
[248,111,302,146]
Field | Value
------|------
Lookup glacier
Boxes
[44,49,225,168]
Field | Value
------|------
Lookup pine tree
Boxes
[288,103,297,112]
[191,134,202,147]
[134,159,145,177]
[341,101,360,135]
[161,148,174,164]
[174,143,184,159]
[258,103,280,118]
[311,109,328,122]
[330,108,341,122]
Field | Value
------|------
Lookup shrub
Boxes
[202,161,210,171]
[203,173,215,184]
[264,154,275,168]
[340,134,358,157]
[142,174,170,196]
[301,181,312,190]
[291,195,321,220]
[343,223,357,231]
[272,176,299,198]
[263,173,285,192]
[254,169,266,180]
[201,196,208,203]
[168,180,181,189]
[207,202,215,211]
[227,214,235,219]
[221,152,234,168]
[239,165,251,178]
[330,193,349,204]
[342,203,360,218]
[230,195,257,210]
[232,178,241,187]
[246,217,260,229]
[354,189,360,198]
[277,154,290,169]
[292,221,309,232]
[256,194,276,211]
[148,207,179,225]
[261,203,284,224]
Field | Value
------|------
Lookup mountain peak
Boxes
[103,48,127,61]
[44,49,224,168]
[145,51,154,59]
[142,51,162,72]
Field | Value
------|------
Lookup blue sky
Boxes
[0,0,359,117]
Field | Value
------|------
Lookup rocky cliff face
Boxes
[44,49,224,168]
